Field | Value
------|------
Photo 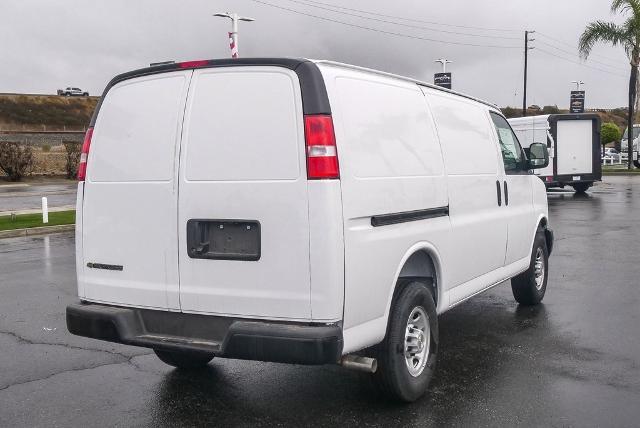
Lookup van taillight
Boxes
[77,127,93,181]
[304,115,339,179]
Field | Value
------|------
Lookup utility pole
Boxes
[213,12,255,58]
[434,58,452,73]
[523,30,535,116]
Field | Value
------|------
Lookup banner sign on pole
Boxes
[570,91,585,113]
[434,72,452,89]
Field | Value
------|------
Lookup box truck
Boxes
[509,114,601,192]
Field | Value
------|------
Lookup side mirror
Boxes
[527,142,549,169]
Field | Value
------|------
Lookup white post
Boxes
[42,197,48,224]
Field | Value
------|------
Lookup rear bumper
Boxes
[67,303,343,365]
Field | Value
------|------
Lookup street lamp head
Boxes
[213,12,231,18]
[239,17,256,22]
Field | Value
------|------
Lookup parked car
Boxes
[66,58,553,402]
[57,87,89,96]
[604,148,621,161]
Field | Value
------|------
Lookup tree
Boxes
[579,0,640,169]
[601,122,622,156]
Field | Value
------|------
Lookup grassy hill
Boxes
[0,94,98,128]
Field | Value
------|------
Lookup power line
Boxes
[535,48,627,78]
[249,0,521,49]
[283,0,521,40]
[535,39,628,72]
[537,31,626,63]
[284,0,521,38]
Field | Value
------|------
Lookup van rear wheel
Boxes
[372,280,438,402]
[154,349,214,369]
[511,229,548,305]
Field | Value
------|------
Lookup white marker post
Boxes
[42,197,49,224]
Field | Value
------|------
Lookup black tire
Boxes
[154,349,214,369]
[634,159,640,169]
[511,228,548,305]
[372,280,438,402]
[572,182,591,193]
[83,92,89,97]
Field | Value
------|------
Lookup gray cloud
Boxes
[0,0,631,108]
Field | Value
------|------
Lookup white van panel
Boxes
[89,75,187,182]
[557,120,593,175]
[320,65,450,336]
[427,93,498,176]
[335,77,444,178]
[178,67,312,320]
[82,71,191,310]
[422,88,507,292]
[183,70,300,181]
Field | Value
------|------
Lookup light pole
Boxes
[434,58,452,73]
[571,80,585,91]
[213,12,255,58]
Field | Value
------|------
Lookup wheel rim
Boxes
[534,247,545,290]
[404,306,430,377]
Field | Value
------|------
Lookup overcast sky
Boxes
[0,0,632,108]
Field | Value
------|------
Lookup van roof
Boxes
[91,57,502,125]
[312,60,500,111]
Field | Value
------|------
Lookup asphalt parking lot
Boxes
[1,176,639,427]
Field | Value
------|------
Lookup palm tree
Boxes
[579,0,640,169]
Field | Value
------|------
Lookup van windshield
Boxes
[623,127,640,139]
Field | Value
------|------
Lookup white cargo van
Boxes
[509,114,601,192]
[67,58,553,402]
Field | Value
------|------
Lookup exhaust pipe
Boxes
[340,355,377,373]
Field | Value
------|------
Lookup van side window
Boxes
[490,112,525,172]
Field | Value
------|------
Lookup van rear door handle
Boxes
[504,181,509,206]
[496,180,502,206]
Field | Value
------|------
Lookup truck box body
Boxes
[509,113,601,190]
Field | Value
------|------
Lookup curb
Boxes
[0,224,75,239]
[0,206,75,217]
[603,172,640,176]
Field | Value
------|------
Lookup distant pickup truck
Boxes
[57,87,89,96]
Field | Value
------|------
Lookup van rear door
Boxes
[81,71,191,310]
[177,67,311,320]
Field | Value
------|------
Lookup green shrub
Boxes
[0,142,33,181]
[63,140,81,179]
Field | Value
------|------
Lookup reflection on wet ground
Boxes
[0,176,638,426]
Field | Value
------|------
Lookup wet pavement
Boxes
[0,181,76,213]
[1,176,639,427]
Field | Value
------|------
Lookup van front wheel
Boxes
[511,229,548,305]
[154,349,214,369]
[372,281,438,402]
